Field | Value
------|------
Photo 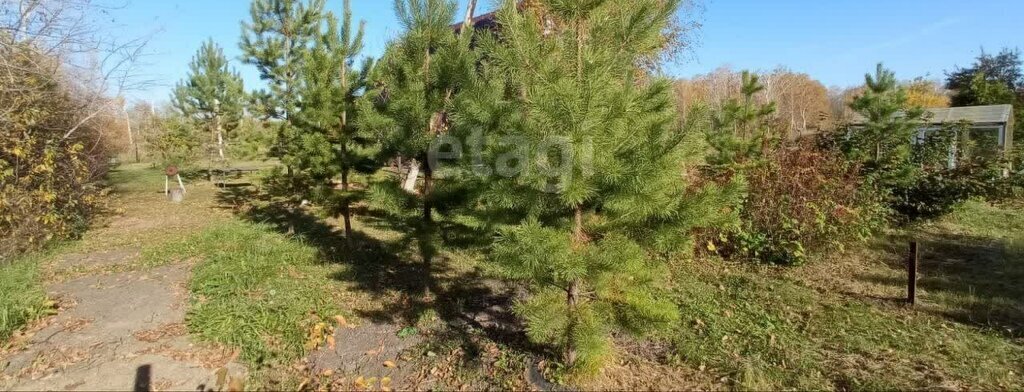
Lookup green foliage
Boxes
[151,220,344,365]
[0,38,110,258]
[145,112,203,168]
[705,71,778,168]
[360,0,476,196]
[838,63,927,194]
[463,0,739,376]
[293,1,376,234]
[892,122,1010,220]
[240,0,326,164]
[964,72,1017,105]
[171,39,246,162]
[946,48,1022,106]
[0,258,47,341]
[227,117,276,161]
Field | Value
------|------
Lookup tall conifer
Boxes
[294,0,373,244]
[171,39,246,162]
[240,0,325,170]
[841,64,926,192]
[462,0,740,375]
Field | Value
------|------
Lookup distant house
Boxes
[851,104,1015,168]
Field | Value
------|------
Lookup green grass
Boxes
[0,257,48,341]
[667,261,1024,390]
[145,220,347,366]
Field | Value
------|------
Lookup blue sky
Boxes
[109,0,1024,103]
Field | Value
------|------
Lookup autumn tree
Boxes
[760,69,831,136]
[172,39,246,162]
[294,0,372,244]
[903,78,950,108]
[465,0,738,376]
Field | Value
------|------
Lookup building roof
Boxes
[851,104,1014,126]
[925,104,1014,125]
[451,11,499,34]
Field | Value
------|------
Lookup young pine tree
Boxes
[171,39,246,162]
[705,71,777,169]
[240,0,325,169]
[360,0,476,224]
[294,1,374,244]
[469,0,740,376]
[840,64,926,194]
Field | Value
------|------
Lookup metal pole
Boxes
[908,241,919,305]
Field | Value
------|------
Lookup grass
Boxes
[145,220,350,367]
[9,162,1023,389]
[655,199,1024,390]
[0,256,48,342]
[667,259,1024,390]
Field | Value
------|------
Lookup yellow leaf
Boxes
[383,360,396,368]
[706,241,717,252]
[381,377,392,392]
[354,376,367,390]
[327,334,336,350]
[334,315,348,327]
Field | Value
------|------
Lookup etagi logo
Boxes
[427,129,593,193]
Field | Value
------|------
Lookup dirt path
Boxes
[0,166,245,391]
[1,262,244,391]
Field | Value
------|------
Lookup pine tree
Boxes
[705,71,777,169]
[171,39,246,162]
[461,0,740,376]
[294,0,373,244]
[360,0,476,224]
[840,64,926,193]
[240,0,325,169]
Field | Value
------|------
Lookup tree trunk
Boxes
[403,160,420,192]
[565,280,580,368]
[341,166,353,246]
[216,128,226,161]
[422,162,433,224]
[124,108,138,163]
[565,206,587,369]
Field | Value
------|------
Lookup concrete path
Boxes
[0,256,245,391]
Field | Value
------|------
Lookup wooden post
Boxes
[907,241,919,305]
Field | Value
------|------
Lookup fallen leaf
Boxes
[327,335,336,350]
[383,360,396,368]
[334,315,348,327]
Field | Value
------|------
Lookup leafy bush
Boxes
[0,38,113,259]
[145,113,203,168]
[724,142,884,265]
[893,121,1015,221]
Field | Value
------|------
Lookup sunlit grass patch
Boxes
[0,256,49,342]
[150,220,348,366]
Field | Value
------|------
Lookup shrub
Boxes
[0,38,113,260]
[893,121,1015,221]
[725,142,885,265]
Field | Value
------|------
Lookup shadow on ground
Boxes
[214,183,545,377]
[858,231,1024,337]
